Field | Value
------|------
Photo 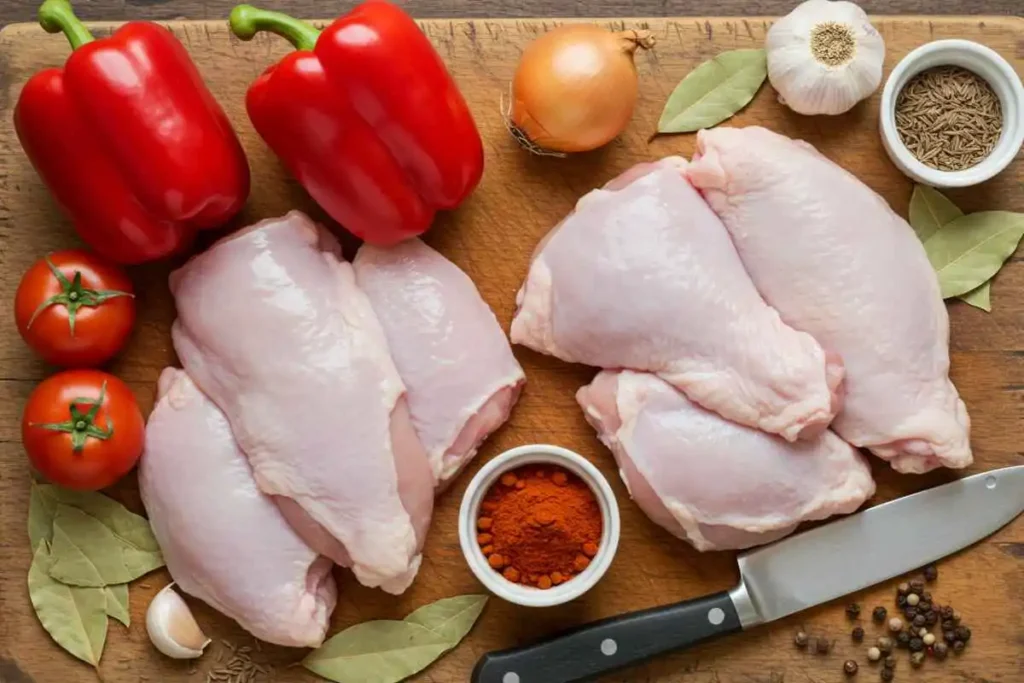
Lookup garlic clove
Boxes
[146,583,211,659]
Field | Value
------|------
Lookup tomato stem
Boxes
[30,381,114,452]
[27,256,134,337]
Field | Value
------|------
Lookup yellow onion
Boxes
[508,25,654,154]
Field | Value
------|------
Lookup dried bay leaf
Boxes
[303,595,488,683]
[923,211,1024,299]
[28,481,60,550]
[657,49,767,134]
[47,504,163,587]
[909,184,963,242]
[104,584,131,627]
[28,544,107,667]
[959,281,992,312]
[405,595,488,642]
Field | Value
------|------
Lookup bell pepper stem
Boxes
[38,0,94,50]
[229,4,320,52]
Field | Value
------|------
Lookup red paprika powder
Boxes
[476,465,602,589]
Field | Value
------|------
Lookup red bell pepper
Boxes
[229,2,484,246]
[15,0,250,264]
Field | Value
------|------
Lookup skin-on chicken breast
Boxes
[511,157,842,442]
[578,370,875,551]
[170,211,433,594]
[689,127,971,473]
[354,239,525,487]
[141,368,337,647]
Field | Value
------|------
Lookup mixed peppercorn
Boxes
[795,564,971,679]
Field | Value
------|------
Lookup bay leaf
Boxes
[28,481,60,550]
[104,584,131,627]
[909,184,963,242]
[405,595,488,643]
[302,621,450,683]
[657,49,767,134]
[959,281,992,312]
[47,504,163,587]
[28,544,107,667]
[29,483,160,555]
[923,211,1024,299]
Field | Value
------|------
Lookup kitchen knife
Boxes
[472,465,1024,683]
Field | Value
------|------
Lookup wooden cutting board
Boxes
[0,14,1022,683]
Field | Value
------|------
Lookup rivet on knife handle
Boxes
[471,590,743,683]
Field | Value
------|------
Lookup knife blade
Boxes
[471,465,1024,683]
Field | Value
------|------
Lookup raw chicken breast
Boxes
[141,368,336,647]
[689,127,971,473]
[170,212,433,594]
[511,157,842,441]
[578,370,875,551]
[354,239,525,485]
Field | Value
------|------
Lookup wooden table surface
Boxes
[0,0,1020,27]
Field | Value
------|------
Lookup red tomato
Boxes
[15,250,136,367]
[22,370,145,491]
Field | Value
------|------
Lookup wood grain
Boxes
[0,0,1022,28]
[0,14,1022,683]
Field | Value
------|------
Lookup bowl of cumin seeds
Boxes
[880,39,1024,188]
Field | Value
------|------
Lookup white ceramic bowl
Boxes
[458,444,620,608]
[879,39,1024,188]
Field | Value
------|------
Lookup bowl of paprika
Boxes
[458,444,621,607]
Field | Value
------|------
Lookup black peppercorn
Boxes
[883,656,897,670]
[923,564,937,582]
[940,606,953,620]
[953,640,966,654]
[944,630,957,644]
[844,660,859,676]
[955,626,971,642]
[941,619,955,632]
[847,603,862,619]
[918,601,932,613]
[925,612,938,626]
[877,637,893,655]
[897,582,909,595]
[933,642,949,660]
[912,614,926,628]
[795,631,809,648]
[880,667,894,682]
[909,637,924,652]
[816,637,831,655]
[895,594,907,607]
[922,592,933,603]
[903,607,918,620]
[852,626,865,642]
[872,606,887,623]
[896,631,910,649]
[911,651,926,668]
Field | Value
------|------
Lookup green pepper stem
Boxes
[38,0,94,51]
[229,4,320,52]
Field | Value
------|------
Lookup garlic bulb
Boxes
[765,0,885,115]
[146,583,211,659]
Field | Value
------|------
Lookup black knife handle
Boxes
[472,591,742,683]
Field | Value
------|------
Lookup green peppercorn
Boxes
[909,637,924,652]
[953,640,966,654]
[795,631,809,648]
[933,642,949,660]
[852,626,865,642]
[872,606,887,623]
[880,667,894,682]
[877,637,893,655]
[911,651,926,668]
[844,660,859,676]
[923,564,937,582]
[846,603,861,619]
[955,626,971,642]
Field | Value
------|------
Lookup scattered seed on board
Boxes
[847,603,862,619]
[844,660,859,676]
[888,617,903,632]
[872,606,887,623]
[852,626,865,642]
[867,646,882,662]
[795,631,810,648]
